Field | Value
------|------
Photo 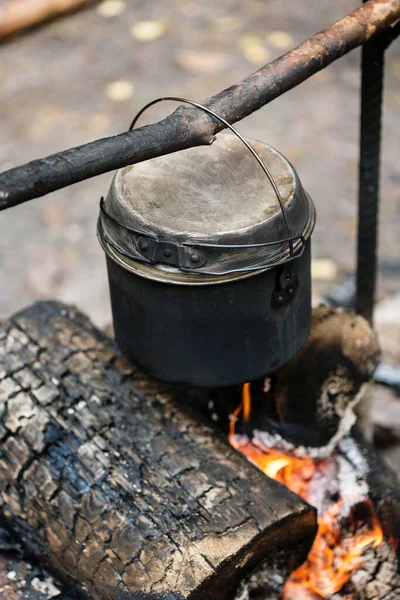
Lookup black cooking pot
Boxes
[98,129,315,387]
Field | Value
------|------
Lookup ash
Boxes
[252,387,362,462]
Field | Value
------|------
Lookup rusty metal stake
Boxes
[355,15,387,324]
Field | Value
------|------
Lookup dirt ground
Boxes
[0,0,399,326]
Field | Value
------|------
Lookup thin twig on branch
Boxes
[0,0,399,212]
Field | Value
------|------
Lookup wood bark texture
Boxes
[0,0,399,209]
[338,539,400,600]
[0,301,317,600]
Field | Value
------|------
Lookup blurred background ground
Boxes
[0,0,399,326]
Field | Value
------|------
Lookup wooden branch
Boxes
[0,301,317,600]
[0,0,95,40]
[0,0,399,211]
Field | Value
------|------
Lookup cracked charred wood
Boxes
[333,433,400,600]
[332,537,400,600]
[234,433,400,600]
[284,537,400,600]
[0,301,317,600]
[350,429,400,549]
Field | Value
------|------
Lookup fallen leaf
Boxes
[130,19,169,42]
[238,35,270,65]
[175,50,230,74]
[266,30,294,50]
[97,0,126,18]
[311,259,338,281]
[104,80,134,102]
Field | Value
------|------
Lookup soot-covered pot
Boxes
[98,132,315,387]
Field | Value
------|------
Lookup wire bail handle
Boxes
[129,96,294,258]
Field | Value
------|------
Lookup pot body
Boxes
[106,240,312,387]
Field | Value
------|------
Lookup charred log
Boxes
[0,301,317,600]
[207,307,380,458]
[232,432,400,600]
[336,539,400,600]
[350,429,400,551]
[265,307,380,454]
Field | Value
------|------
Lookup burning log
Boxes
[264,306,380,455]
[220,307,398,600]
[230,431,400,600]
[209,307,380,458]
[334,540,400,600]
[0,301,317,600]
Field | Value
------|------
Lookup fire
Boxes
[229,384,385,599]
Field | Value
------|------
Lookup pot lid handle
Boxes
[128,97,294,258]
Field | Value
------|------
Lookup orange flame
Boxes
[229,385,385,600]
[229,382,252,438]
[242,382,251,423]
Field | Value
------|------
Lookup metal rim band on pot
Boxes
[98,197,315,286]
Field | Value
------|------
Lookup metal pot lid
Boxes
[98,132,315,276]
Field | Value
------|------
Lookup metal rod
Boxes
[355,12,387,324]
[0,0,399,211]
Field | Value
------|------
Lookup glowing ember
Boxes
[229,384,385,599]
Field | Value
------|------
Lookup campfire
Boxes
[1,302,400,600]
[230,384,390,600]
